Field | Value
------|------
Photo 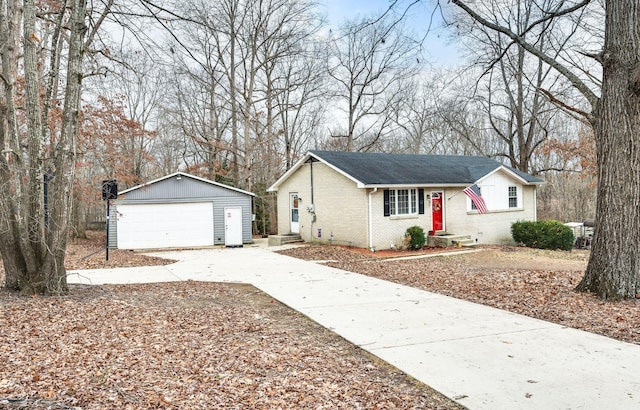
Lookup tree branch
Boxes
[538,87,592,122]
[451,0,599,116]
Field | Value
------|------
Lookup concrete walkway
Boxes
[68,245,640,410]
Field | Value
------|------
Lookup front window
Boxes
[390,189,417,215]
[508,186,518,208]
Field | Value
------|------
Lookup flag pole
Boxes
[447,182,481,200]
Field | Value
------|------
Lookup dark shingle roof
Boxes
[505,165,544,183]
[309,150,543,185]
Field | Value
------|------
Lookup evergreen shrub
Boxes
[405,226,426,250]
[511,220,574,251]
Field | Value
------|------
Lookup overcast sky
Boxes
[323,0,462,66]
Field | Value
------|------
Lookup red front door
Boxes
[432,192,443,231]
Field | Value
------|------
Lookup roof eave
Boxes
[309,151,367,187]
[360,183,470,189]
[267,154,311,192]
[268,151,367,191]
[118,171,183,195]
[479,165,544,185]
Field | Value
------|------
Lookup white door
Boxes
[224,207,243,247]
[117,202,214,249]
[290,193,300,233]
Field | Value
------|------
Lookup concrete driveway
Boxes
[68,245,640,410]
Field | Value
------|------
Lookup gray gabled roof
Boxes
[268,151,543,191]
[504,165,545,184]
[119,171,255,197]
[310,150,543,185]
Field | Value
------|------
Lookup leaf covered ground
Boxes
[64,231,176,271]
[278,245,640,345]
[3,234,639,409]
[1,233,462,410]
[1,282,461,409]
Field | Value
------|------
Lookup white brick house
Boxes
[267,151,543,250]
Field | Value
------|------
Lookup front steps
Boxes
[427,232,477,247]
[268,233,303,246]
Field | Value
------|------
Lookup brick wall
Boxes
[275,163,538,248]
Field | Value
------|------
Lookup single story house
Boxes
[108,172,254,250]
[267,150,544,249]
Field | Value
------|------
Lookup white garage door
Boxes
[117,202,214,249]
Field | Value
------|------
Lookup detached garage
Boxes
[109,172,255,250]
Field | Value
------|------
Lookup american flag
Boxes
[463,184,488,214]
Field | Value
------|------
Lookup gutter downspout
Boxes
[533,186,537,221]
[368,187,378,251]
[310,159,314,204]
[309,160,316,239]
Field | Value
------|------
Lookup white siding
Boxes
[446,171,537,244]
[473,172,524,211]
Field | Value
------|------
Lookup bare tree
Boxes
[166,0,324,190]
[448,0,640,300]
[256,1,325,172]
[328,15,419,152]
[0,0,108,294]
[152,119,190,175]
[391,71,495,156]
[392,84,441,154]
[166,36,232,181]
[108,51,163,180]
[274,51,327,169]
[443,0,586,174]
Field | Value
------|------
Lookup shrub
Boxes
[511,220,574,251]
[405,226,426,250]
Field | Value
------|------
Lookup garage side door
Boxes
[117,202,214,249]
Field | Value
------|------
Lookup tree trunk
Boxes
[23,0,46,262]
[41,0,87,294]
[0,0,88,295]
[0,0,22,289]
[72,197,88,239]
[576,1,640,300]
[0,224,25,291]
[228,2,240,187]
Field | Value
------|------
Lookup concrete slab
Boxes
[373,327,640,409]
[375,248,484,261]
[297,297,556,349]
[256,274,433,308]
[67,264,183,285]
[68,246,640,410]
